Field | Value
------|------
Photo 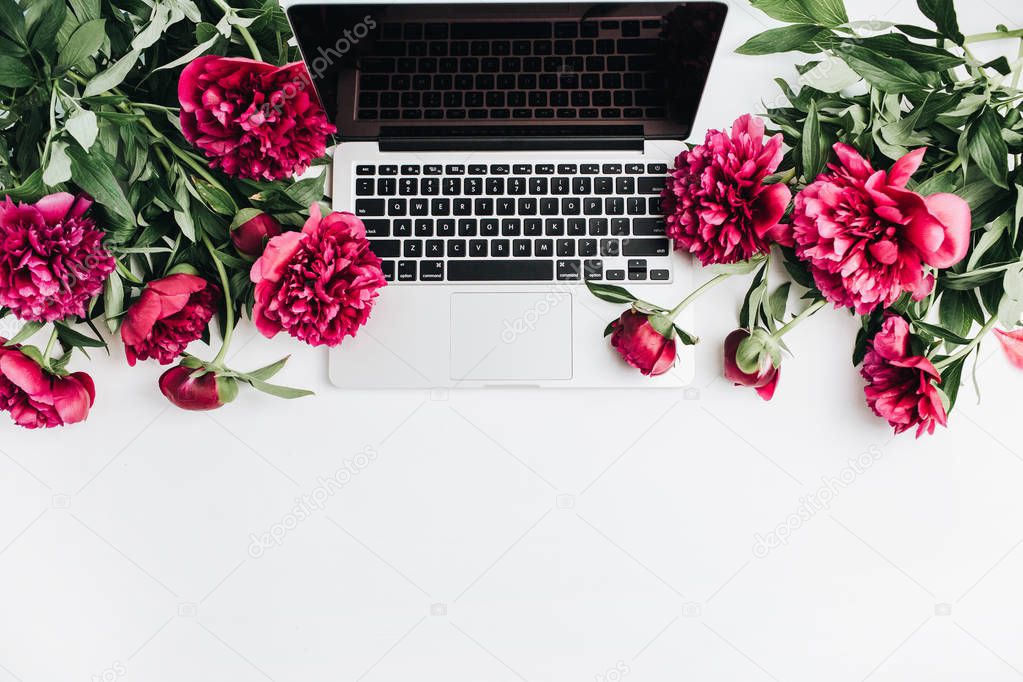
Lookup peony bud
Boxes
[609,309,677,376]
[723,329,780,400]
[230,210,283,260]
[158,364,238,411]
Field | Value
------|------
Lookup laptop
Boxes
[282,1,728,388]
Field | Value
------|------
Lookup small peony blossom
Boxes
[0,342,95,429]
[250,205,386,347]
[787,144,971,315]
[861,315,947,437]
[723,329,780,400]
[609,308,677,376]
[0,193,114,322]
[231,210,283,260]
[159,364,237,411]
[178,56,336,181]
[662,114,793,265]
[121,274,218,366]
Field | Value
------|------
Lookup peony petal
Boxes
[833,143,874,178]
[751,183,792,238]
[147,273,208,298]
[302,202,323,235]
[120,289,164,348]
[0,351,50,398]
[33,193,76,223]
[888,148,926,187]
[919,193,971,268]
[250,231,304,284]
[51,375,92,424]
[868,239,899,264]
[995,328,1023,370]
[754,368,779,401]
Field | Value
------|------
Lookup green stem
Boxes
[211,0,262,61]
[934,316,998,370]
[666,273,731,321]
[965,29,1023,43]
[203,236,235,367]
[771,299,827,340]
[41,327,59,370]
[1012,39,1023,90]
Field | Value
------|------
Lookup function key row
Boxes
[356,163,668,176]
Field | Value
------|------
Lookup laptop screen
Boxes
[286,2,727,143]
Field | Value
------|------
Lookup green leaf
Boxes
[0,0,28,47]
[57,18,105,71]
[911,320,971,346]
[603,320,615,337]
[246,378,314,400]
[4,169,46,202]
[939,356,966,410]
[55,322,107,348]
[193,178,237,216]
[243,356,291,382]
[67,144,135,222]
[749,0,847,27]
[802,99,825,181]
[916,0,964,44]
[65,107,99,151]
[5,320,44,346]
[768,282,791,323]
[851,34,964,72]
[736,24,828,56]
[230,207,264,231]
[27,0,66,51]
[967,110,1009,189]
[283,175,327,208]
[173,174,197,241]
[0,55,35,87]
[938,290,982,338]
[103,271,124,334]
[835,44,930,93]
[707,256,767,276]
[586,282,638,304]
[83,48,141,97]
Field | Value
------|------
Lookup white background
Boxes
[3,1,1023,680]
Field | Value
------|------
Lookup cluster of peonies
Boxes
[600,113,984,437]
[0,56,385,428]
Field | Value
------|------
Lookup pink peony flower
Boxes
[994,328,1023,370]
[0,193,114,322]
[861,315,947,437]
[178,56,336,181]
[231,211,283,260]
[159,364,238,411]
[0,342,95,429]
[609,309,677,376]
[250,205,386,347]
[662,114,793,265]
[121,274,218,366]
[787,144,971,314]
[722,329,780,400]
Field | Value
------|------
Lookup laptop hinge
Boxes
[377,125,644,152]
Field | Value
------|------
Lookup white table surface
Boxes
[4,1,1023,680]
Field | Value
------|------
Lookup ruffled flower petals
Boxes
[752,182,792,238]
[888,147,927,187]
[919,193,971,268]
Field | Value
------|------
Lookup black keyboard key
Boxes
[491,239,510,257]
[567,218,586,236]
[611,218,630,235]
[501,218,521,236]
[401,164,421,175]
[647,163,668,174]
[393,219,412,237]
[583,197,602,215]
[458,219,477,236]
[650,269,670,281]
[626,164,645,174]
[579,238,597,256]
[446,164,466,174]
[355,199,386,217]
[606,269,625,281]
[616,177,636,194]
[606,198,626,216]
[584,259,603,281]
[556,259,581,281]
[633,218,666,236]
[600,239,620,257]
[425,239,444,257]
[524,219,543,236]
[380,260,396,281]
[469,164,488,174]
[369,239,400,258]
[356,165,375,175]
[403,240,423,258]
[398,261,416,281]
[386,199,407,216]
[356,179,375,196]
[414,219,434,237]
[623,238,670,256]
[437,219,456,236]
[364,219,390,237]
[469,240,488,257]
[448,239,467,257]
[588,218,608,236]
[535,239,553,257]
[448,260,554,281]
[556,239,575,257]
[638,177,666,194]
[443,178,461,195]
[513,239,531,257]
[451,22,552,39]
[409,198,429,216]
[480,218,499,237]
[420,260,444,281]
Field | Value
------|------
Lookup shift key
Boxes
[622,238,670,256]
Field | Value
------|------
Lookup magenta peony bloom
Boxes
[231,211,283,260]
[0,342,95,429]
[662,114,793,265]
[861,315,947,437]
[787,144,971,314]
[0,193,114,322]
[250,205,386,347]
[121,274,217,366]
[178,56,336,181]
[159,364,238,411]
[722,329,780,400]
[609,309,677,376]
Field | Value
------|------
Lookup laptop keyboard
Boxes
[353,162,671,283]
[357,19,666,122]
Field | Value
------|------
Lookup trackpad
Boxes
[450,292,573,381]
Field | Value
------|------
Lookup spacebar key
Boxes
[448,260,554,281]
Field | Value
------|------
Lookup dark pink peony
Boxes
[178,56,336,181]
[159,364,238,411]
[723,329,780,400]
[787,144,971,314]
[609,309,677,376]
[0,193,114,322]
[861,315,947,437]
[231,211,282,260]
[662,114,793,265]
[0,342,95,429]
[121,274,217,366]
[250,205,386,347]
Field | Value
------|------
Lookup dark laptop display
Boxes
[287,3,727,145]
